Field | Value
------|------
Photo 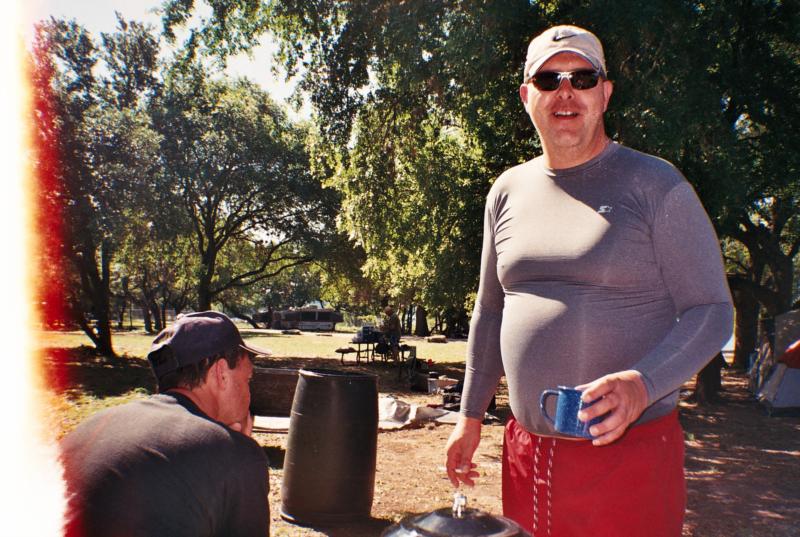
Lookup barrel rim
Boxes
[252,366,301,374]
[300,367,377,380]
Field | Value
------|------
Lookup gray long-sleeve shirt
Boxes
[461,142,733,436]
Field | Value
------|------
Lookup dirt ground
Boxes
[253,359,800,537]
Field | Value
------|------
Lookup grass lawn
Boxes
[38,326,468,439]
[36,326,469,363]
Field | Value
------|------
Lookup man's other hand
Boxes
[576,370,649,446]
[228,413,254,437]
[444,416,482,487]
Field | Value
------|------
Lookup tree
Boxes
[116,215,197,333]
[689,0,800,366]
[315,236,378,312]
[263,1,537,331]
[31,16,161,356]
[217,246,323,327]
[152,68,335,311]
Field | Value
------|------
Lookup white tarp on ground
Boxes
[378,395,460,429]
[757,363,800,413]
[251,396,461,434]
[252,415,291,433]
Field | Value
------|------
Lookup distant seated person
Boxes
[381,305,402,360]
[60,311,272,537]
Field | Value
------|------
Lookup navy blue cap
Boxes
[147,311,270,378]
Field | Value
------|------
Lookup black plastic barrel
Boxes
[280,368,379,524]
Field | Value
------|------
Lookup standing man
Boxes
[445,25,733,537]
[61,311,272,537]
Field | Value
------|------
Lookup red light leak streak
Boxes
[3,6,68,534]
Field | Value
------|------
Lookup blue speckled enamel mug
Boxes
[539,386,603,439]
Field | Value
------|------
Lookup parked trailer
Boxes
[271,308,343,331]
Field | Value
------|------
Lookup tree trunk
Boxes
[414,305,430,336]
[71,239,116,358]
[94,308,115,358]
[149,300,163,332]
[161,302,168,328]
[403,306,413,335]
[432,311,442,334]
[197,259,215,311]
[443,307,468,338]
[142,302,153,333]
[224,303,259,328]
[138,267,160,333]
[170,290,189,319]
[197,286,212,312]
[772,255,795,315]
[732,289,760,370]
[92,240,116,358]
[76,315,101,348]
[694,353,726,405]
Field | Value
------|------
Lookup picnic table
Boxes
[336,327,417,377]
[352,339,376,363]
[336,334,380,364]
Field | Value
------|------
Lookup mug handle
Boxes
[539,390,559,426]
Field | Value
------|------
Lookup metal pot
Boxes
[381,493,529,537]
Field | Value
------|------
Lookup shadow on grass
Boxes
[43,345,468,403]
[42,345,156,399]
[239,330,294,338]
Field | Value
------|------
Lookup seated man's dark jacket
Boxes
[60,393,269,537]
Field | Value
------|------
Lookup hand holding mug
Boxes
[576,370,649,446]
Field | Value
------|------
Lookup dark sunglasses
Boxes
[528,69,602,91]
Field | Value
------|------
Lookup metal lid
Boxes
[382,493,528,537]
[382,507,528,537]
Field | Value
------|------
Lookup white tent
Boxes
[756,339,800,415]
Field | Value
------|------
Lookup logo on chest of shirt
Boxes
[597,205,613,215]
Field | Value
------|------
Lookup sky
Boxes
[23,0,309,118]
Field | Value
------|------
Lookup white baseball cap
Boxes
[523,25,606,83]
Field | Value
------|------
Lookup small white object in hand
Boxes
[452,491,467,518]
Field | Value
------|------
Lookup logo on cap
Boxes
[552,30,577,42]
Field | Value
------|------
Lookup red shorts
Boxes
[502,411,685,537]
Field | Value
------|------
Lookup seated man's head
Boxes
[147,311,269,425]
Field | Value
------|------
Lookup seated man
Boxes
[381,305,402,361]
[60,311,271,537]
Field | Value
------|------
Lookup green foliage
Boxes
[330,107,486,314]
[99,16,161,109]
[161,0,271,60]
[215,241,321,312]
[31,16,162,354]
[256,1,546,324]
[151,69,336,309]
[32,11,339,348]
